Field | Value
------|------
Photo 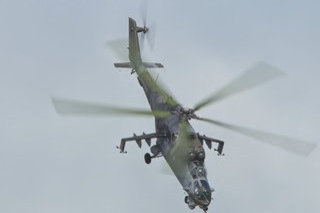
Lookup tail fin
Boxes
[128,17,142,64]
[114,18,163,71]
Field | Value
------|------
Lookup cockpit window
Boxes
[200,180,211,201]
[200,180,210,192]
[203,190,211,201]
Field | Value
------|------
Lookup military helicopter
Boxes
[52,17,316,212]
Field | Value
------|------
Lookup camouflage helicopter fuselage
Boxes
[116,18,224,212]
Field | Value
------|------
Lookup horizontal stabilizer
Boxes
[114,62,131,68]
[114,62,164,69]
[143,62,164,68]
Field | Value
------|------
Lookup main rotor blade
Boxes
[193,62,286,111]
[52,97,170,117]
[105,39,128,61]
[197,117,317,157]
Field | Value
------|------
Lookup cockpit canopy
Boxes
[200,180,211,193]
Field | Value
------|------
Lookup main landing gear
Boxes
[144,144,162,164]
[144,153,152,164]
[143,152,161,164]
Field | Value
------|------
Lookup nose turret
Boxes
[185,183,211,211]
[186,161,213,211]
[194,180,212,204]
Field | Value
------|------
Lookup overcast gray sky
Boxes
[0,0,320,212]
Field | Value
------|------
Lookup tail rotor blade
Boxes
[139,0,156,50]
[140,0,148,27]
[193,62,286,111]
[146,21,156,50]
[140,32,146,50]
[197,117,317,157]
[52,97,170,117]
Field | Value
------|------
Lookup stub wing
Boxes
[117,132,166,153]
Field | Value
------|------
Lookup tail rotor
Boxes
[139,1,156,50]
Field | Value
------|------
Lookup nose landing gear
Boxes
[184,196,188,204]
[201,206,208,212]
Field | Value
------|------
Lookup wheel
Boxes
[188,204,195,210]
[144,153,151,164]
[184,196,188,204]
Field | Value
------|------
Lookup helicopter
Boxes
[52,17,316,212]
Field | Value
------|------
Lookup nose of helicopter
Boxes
[197,193,211,212]
[194,187,212,205]
[192,179,212,208]
[199,191,211,205]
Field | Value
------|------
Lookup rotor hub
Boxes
[137,26,148,34]
[143,26,148,33]
[178,107,198,120]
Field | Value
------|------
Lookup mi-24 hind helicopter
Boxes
[52,17,317,212]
